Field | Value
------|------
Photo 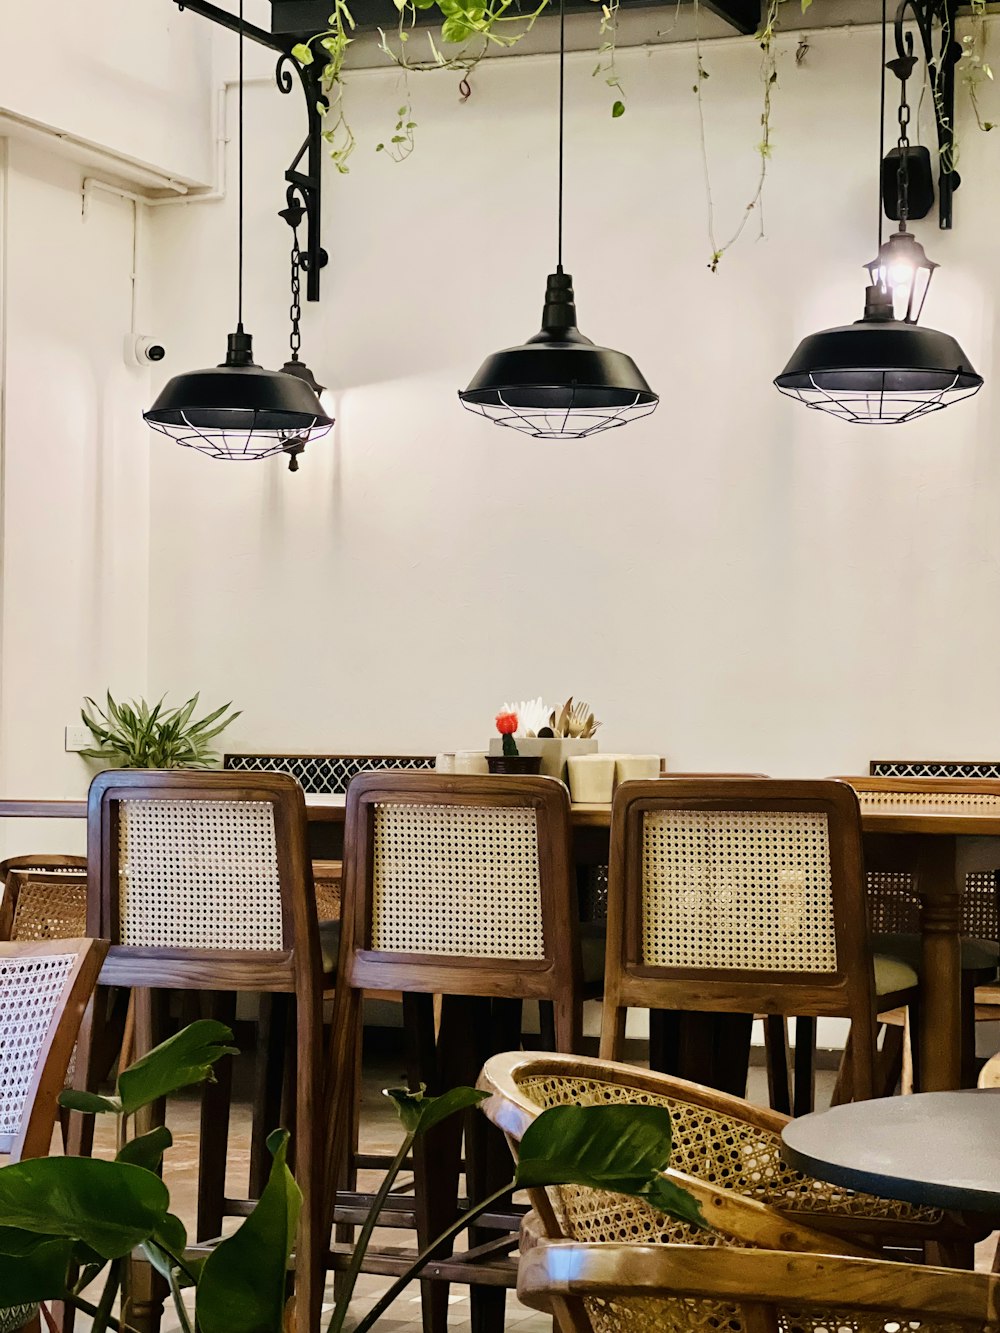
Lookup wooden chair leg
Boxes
[465,998,521,1333]
[876,1021,905,1097]
[407,993,462,1333]
[292,991,325,1333]
[793,1016,817,1116]
[537,1000,556,1051]
[197,992,237,1243]
[121,1253,168,1333]
[598,998,627,1062]
[960,973,979,1088]
[714,1013,752,1098]
[250,993,290,1198]
[764,1015,792,1115]
[648,1010,681,1077]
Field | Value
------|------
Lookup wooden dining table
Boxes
[2,783,996,1092]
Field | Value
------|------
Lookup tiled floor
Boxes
[75,1040,995,1332]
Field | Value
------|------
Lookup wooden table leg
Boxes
[914,836,962,1092]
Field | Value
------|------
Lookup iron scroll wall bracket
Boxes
[174,0,329,299]
[893,0,962,230]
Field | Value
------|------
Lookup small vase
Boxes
[486,754,543,775]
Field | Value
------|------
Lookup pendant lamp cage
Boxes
[459,0,657,439]
[143,0,334,460]
[774,0,981,425]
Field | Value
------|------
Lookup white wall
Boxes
[144,20,1000,776]
[0,0,214,186]
[0,141,153,850]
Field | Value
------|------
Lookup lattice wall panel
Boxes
[641,809,837,972]
[0,952,75,1136]
[224,753,434,793]
[371,803,545,959]
[119,800,283,950]
[871,759,1000,779]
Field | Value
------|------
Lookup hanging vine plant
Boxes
[291,0,628,171]
[291,0,997,268]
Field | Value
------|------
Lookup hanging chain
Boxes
[289,226,303,361]
[895,60,911,229]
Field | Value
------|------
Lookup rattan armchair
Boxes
[71,769,329,1333]
[0,856,87,942]
[0,937,107,1333]
[517,1236,1000,1333]
[477,1050,989,1262]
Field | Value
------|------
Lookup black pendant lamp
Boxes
[459,0,657,439]
[144,0,334,461]
[775,13,981,425]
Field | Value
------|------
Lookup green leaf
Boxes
[116,1126,173,1172]
[197,1130,301,1333]
[0,1158,168,1259]
[292,42,315,63]
[384,1086,488,1136]
[117,1020,237,1115]
[611,99,625,116]
[440,14,472,40]
[58,1089,122,1115]
[515,1104,674,1192]
[0,1236,74,1302]
[642,1174,707,1229]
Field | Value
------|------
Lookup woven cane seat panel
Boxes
[582,1295,972,1333]
[118,800,283,950]
[516,1075,943,1226]
[641,810,837,972]
[858,789,1000,810]
[0,952,75,1136]
[11,880,87,941]
[371,803,545,959]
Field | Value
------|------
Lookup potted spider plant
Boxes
[79,692,241,770]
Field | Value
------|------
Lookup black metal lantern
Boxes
[143,0,333,461]
[864,228,937,325]
[775,4,982,425]
[459,0,657,440]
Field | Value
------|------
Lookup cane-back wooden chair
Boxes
[0,937,107,1333]
[601,779,915,1106]
[477,1051,990,1267]
[516,1236,1000,1333]
[325,771,592,1333]
[72,769,329,1333]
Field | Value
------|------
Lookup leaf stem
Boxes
[86,1260,122,1333]
[326,1132,415,1333]
[166,1266,195,1333]
[351,1180,514,1333]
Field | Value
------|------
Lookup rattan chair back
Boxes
[0,937,105,1161]
[87,769,322,990]
[516,1235,1000,1333]
[338,771,581,1010]
[600,779,878,1096]
[477,1050,962,1260]
[0,855,88,943]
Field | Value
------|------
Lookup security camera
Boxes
[124,335,166,367]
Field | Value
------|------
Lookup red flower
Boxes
[495,711,518,736]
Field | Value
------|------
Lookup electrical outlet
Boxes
[64,725,92,753]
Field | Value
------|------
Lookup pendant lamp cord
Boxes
[237,0,245,331]
[557,0,565,273]
[878,0,886,250]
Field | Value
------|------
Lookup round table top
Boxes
[781,1089,1000,1213]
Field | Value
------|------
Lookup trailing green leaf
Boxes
[197,1130,301,1333]
[117,1020,238,1113]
